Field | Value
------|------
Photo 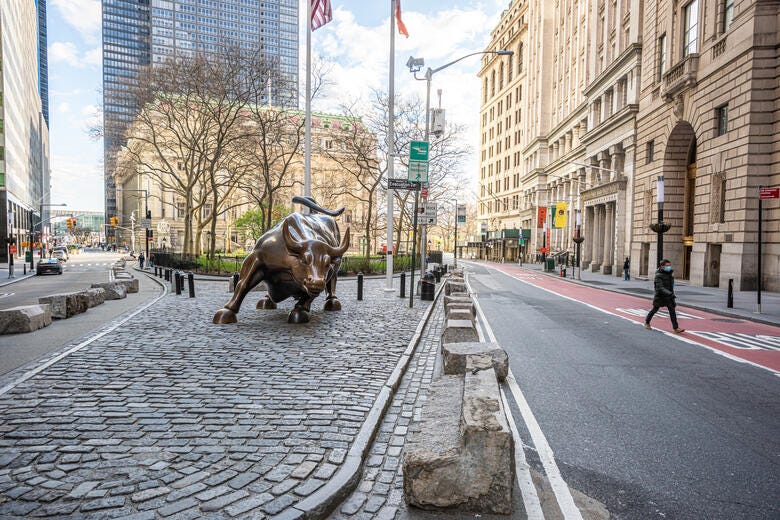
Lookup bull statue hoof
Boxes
[213,308,238,324]
[257,296,277,310]
[288,308,310,324]
[323,297,341,311]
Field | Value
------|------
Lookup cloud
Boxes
[49,42,80,67]
[84,47,103,68]
[56,102,71,114]
[51,0,101,44]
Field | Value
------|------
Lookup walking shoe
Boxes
[644,322,651,330]
[674,328,685,333]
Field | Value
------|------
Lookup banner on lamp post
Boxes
[537,206,547,228]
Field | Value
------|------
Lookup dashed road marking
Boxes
[616,307,704,320]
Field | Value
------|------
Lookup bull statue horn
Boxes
[282,219,303,253]
[328,227,350,257]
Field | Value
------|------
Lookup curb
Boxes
[276,278,447,520]
[0,272,35,287]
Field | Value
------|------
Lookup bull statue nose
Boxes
[305,277,326,292]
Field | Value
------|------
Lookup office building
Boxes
[102,0,299,232]
[0,0,50,264]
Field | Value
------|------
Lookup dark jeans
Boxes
[646,304,679,329]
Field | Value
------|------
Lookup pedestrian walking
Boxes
[645,259,684,333]
[623,257,630,280]
[139,252,145,269]
[148,252,155,268]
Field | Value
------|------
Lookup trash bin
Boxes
[544,258,555,272]
[25,251,32,263]
[421,271,436,301]
[433,267,441,283]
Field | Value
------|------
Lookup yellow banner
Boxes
[554,202,567,228]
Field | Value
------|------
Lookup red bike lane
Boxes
[483,263,780,375]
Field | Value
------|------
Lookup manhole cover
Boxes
[711,318,744,323]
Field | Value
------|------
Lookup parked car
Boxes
[36,258,63,275]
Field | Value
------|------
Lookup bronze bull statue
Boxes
[213,197,350,324]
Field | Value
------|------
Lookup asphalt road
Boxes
[0,252,162,377]
[465,262,780,520]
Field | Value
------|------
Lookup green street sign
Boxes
[408,141,429,183]
[409,141,429,161]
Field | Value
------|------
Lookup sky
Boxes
[46,0,509,212]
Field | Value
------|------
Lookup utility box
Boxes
[431,108,446,137]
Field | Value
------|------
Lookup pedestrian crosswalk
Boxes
[689,331,780,351]
[615,307,704,320]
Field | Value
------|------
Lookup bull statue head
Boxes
[282,220,350,296]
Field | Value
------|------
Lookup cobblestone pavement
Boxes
[327,297,443,520]
[0,276,429,519]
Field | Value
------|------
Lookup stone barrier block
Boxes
[0,305,52,334]
[447,310,474,322]
[79,288,106,308]
[91,282,128,300]
[443,295,472,308]
[448,276,465,283]
[445,281,468,296]
[445,302,476,320]
[459,368,514,513]
[38,293,89,320]
[442,342,509,382]
[441,319,478,345]
[114,278,139,293]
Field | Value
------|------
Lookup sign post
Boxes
[408,141,429,308]
[757,186,779,313]
[455,203,466,267]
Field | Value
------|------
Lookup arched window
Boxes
[499,62,504,90]
[517,43,524,73]
[491,70,496,97]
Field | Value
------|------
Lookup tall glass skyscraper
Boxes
[101,0,299,224]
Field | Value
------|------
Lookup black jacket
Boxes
[653,267,675,307]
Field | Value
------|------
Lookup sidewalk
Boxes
[0,272,434,519]
[0,262,35,287]
[495,260,780,327]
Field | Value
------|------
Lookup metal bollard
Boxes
[23,264,26,275]
[357,272,363,301]
[400,272,406,298]
[187,272,195,298]
[164,268,170,281]
[727,278,734,308]
[175,272,182,295]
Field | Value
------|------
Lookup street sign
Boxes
[408,140,429,183]
[421,188,429,198]
[388,178,421,191]
[419,202,437,226]
[759,187,779,199]
[9,245,16,255]
[140,218,152,229]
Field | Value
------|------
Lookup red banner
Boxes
[537,206,547,228]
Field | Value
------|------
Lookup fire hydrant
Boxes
[559,265,567,277]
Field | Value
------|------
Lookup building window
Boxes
[719,177,727,223]
[716,104,728,136]
[177,202,185,218]
[683,1,699,57]
[723,0,734,32]
[657,33,667,80]
[517,43,523,73]
[646,140,655,164]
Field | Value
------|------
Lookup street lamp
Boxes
[572,209,584,280]
[650,175,670,268]
[406,49,512,305]
[118,188,150,264]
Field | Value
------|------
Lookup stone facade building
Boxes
[478,0,780,290]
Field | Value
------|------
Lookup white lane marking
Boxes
[0,276,167,397]
[616,307,704,320]
[688,332,780,352]
[469,274,583,520]
[500,388,545,520]
[467,262,780,377]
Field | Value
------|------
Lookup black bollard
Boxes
[357,272,363,301]
[187,272,195,298]
[400,272,406,298]
[164,268,170,281]
[433,267,441,283]
[23,264,26,275]
[175,272,182,295]
[727,278,734,308]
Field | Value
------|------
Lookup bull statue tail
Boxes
[292,196,344,217]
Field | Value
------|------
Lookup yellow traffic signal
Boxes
[67,218,73,229]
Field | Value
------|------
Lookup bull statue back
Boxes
[213,196,350,324]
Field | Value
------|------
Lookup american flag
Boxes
[311,0,332,31]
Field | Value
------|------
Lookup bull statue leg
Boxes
[213,251,265,324]
[256,295,277,310]
[288,296,314,324]
[323,271,341,311]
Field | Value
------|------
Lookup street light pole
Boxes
[573,209,584,280]
[31,203,66,270]
[119,188,149,265]
[650,175,670,269]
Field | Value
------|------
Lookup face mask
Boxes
[664,266,672,272]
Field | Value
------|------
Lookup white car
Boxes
[51,248,68,262]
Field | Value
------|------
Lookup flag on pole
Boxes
[311,0,332,31]
[554,202,568,228]
[395,0,409,37]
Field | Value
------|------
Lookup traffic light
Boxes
[67,218,73,229]
[110,216,118,226]
[71,218,78,229]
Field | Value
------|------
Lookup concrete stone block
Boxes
[441,342,509,382]
[445,281,468,296]
[79,288,106,308]
[38,293,89,320]
[447,310,474,322]
[114,278,139,293]
[90,283,128,300]
[445,302,476,320]
[443,295,472,308]
[441,319,478,345]
[0,305,52,334]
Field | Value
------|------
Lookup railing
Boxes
[662,54,699,100]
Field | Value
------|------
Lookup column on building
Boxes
[598,151,611,183]
[591,204,603,271]
[583,205,594,269]
[603,201,615,274]
[609,144,625,181]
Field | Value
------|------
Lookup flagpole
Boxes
[304,0,313,201]
[385,0,396,291]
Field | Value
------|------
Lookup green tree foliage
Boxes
[233,204,290,242]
